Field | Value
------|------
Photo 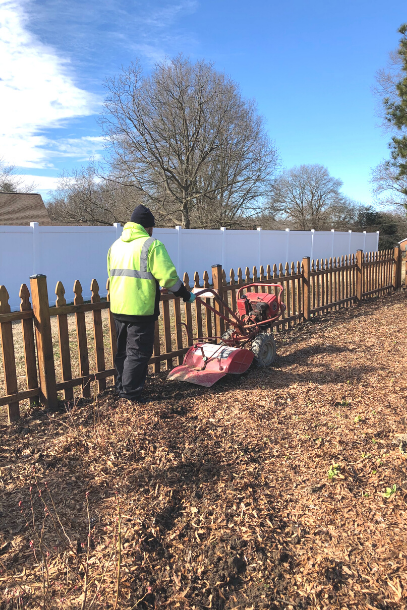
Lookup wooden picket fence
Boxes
[0,247,403,424]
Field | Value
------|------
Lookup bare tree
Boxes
[47,165,142,225]
[0,158,36,193]
[101,56,279,228]
[266,164,352,230]
[371,160,407,211]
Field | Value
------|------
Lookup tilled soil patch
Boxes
[1,292,407,609]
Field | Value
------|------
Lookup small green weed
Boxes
[354,415,362,423]
[361,452,371,459]
[328,464,340,480]
[383,485,397,499]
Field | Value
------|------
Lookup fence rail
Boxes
[0,247,403,424]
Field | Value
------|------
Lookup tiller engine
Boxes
[167,283,285,387]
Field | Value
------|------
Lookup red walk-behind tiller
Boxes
[167,283,285,387]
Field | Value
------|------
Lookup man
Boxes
[107,204,195,403]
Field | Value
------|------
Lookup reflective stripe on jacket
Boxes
[107,223,182,316]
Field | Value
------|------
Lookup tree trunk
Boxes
[182,192,190,228]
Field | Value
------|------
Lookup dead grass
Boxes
[1,290,407,608]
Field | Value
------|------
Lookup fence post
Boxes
[30,222,39,275]
[113,222,122,240]
[221,227,226,271]
[285,228,290,264]
[175,226,182,276]
[310,229,315,261]
[393,245,401,290]
[302,257,310,321]
[212,264,225,337]
[257,227,262,270]
[356,250,363,303]
[30,274,58,409]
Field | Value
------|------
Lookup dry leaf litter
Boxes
[1,292,407,609]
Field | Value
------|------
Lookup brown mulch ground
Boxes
[1,291,407,609]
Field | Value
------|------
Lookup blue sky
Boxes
[1,0,406,206]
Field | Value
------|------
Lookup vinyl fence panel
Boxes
[0,224,380,310]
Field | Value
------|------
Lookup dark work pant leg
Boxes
[120,321,155,399]
[114,319,128,394]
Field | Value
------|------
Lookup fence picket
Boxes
[173,295,184,365]
[91,279,106,393]
[184,272,194,346]
[266,264,272,294]
[230,269,237,315]
[19,284,38,406]
[285,263,291,328]
[73,280,91,398]
[296,261,302,319]
[106,278,117,366]
[340,256,344,302]
[194,272,203,342]
[55,281,74,401]
[203,270,212,339]
[162,295,172,370]
[153,320,161,373]
[0,286,19,422]
[259,266,266,293]
[316,259,321,312]
[245,267,251,291]
[253,266,258,284]
[321,259,326,313]
[310,260,316,310]
[290,262,296,324]
[278,263,285,329]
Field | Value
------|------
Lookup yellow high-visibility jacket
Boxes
[107,223,184,320]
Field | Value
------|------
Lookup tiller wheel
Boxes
[167,283,285,387]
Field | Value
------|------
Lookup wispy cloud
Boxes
[44,136,105,162]
[0,0,100,167]
[142,1,198,29]
[13,174,61,190]
[24,0,199,70]
[0,0,199,171]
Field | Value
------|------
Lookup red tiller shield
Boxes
[167,343,254,387]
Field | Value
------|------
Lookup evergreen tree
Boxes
[384,24,407,184]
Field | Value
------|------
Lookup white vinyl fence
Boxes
[0,223,379,310]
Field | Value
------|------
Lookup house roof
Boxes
[0,192,53,225]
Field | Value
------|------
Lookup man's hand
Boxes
[187,292,196,303]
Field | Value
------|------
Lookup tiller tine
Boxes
[167,342,254,387]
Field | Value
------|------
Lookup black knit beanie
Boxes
[130,204,155,228]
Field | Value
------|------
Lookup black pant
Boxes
[114,319,155,399]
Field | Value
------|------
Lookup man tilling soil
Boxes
[107,205,195,403]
